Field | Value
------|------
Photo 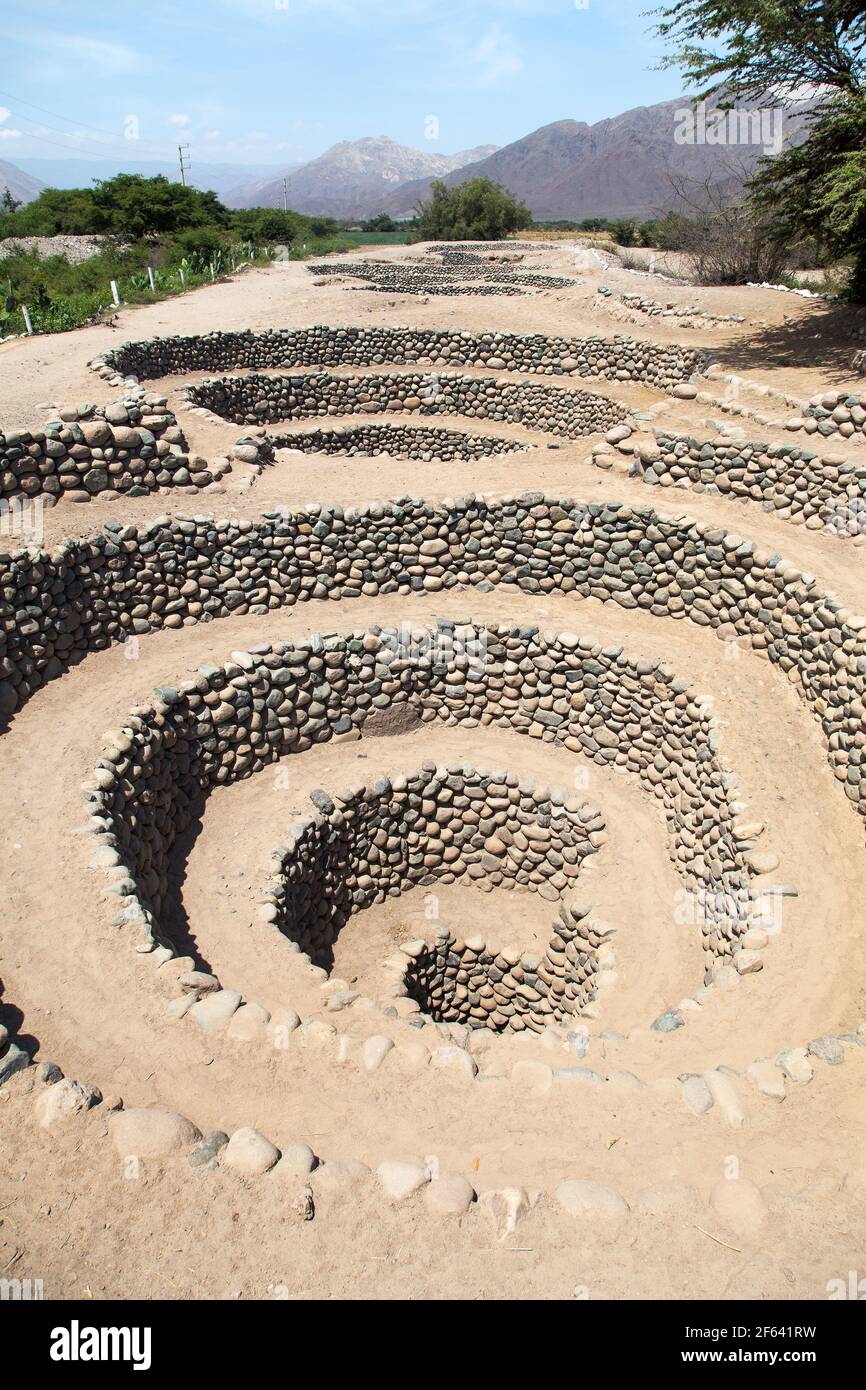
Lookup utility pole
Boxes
[178,144,190,186]
[283,177,288,212]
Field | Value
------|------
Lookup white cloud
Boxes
[0,107,11,124]
[205,129,222,141]
[168,112,190,128]
[468,24,523,87]
[0,129,22,140]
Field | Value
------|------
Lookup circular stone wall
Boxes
[184,370,630,438]
[85,623,756,991]
[266,764,604,972]
[91,324,706,390]
[4,495,866,865]
[267,422,529,462]
[401,908,605,1030]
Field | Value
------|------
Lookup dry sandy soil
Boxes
[0,240,864,1302]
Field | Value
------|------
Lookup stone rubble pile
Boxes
[0,234,110,264]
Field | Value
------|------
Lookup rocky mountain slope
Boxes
[379,101,808,221]
[0,159,45,207]
[228,137,498,215]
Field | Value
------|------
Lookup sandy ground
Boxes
[1,240,865,1302]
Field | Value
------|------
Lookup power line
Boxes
[4,114,175,158]
[0,87,180,155]
[0,125,135,159]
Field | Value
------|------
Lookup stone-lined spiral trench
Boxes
[87,620,754,1013]
[2,315,866,1220]
[266,766,607,1027]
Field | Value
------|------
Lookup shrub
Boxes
[412,178,532,242]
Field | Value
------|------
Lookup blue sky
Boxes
[1,0,686,167]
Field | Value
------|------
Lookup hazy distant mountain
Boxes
[229,137,499,216]
[12,157,294,200]
[379,100,809,221]
[0,159,45,207]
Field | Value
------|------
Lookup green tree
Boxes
[652,1,866,295]
[361,212,397,231]
[90,174,230,238]
[750,91,866,295]
[3,186,98,236]
[231,207,300,242]
[309,216,338,238]
[610,217,639,247]
[413,178,532,242]
[653,0,865,103]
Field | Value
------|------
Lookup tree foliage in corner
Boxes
[652,1,866,295]
[413,178,532,242]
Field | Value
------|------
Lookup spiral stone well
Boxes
[264,764,604,979]
[400,911,606,1030]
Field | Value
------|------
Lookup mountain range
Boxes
[225,138,499,217]
[0,97,809,222]
[378,101,809,221]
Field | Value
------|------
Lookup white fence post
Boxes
[21,306,33,335]
[147,266,156,291]
[110,280,120,307]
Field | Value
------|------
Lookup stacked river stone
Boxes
[0,394,203,503]
[84,620,755,986]
[265,765,603,969]
[644,431,866,535]
[89,325,706,391]
[185,369,630,438]
[400,907,606,1031]
[268,422,528,462]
